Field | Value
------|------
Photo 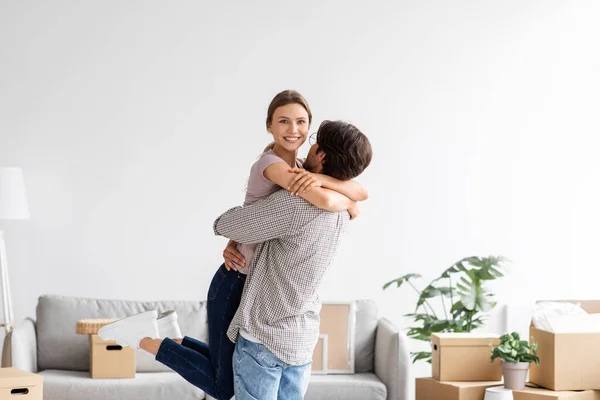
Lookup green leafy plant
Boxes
[490,332,540,364]
[383,255,506,363]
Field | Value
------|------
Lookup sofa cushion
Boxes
[36,295,208,372]
[305,373,386,400]
[39,370,205,400]
[354,299,378,373]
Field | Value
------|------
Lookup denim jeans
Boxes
[155,264,245,400]
[233,336,312,400]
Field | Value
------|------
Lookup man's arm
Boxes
[213,190,298,244]
[320,175,368,201]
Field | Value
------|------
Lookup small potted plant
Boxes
[490,332,540,390]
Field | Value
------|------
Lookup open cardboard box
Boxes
[529,300,600,391]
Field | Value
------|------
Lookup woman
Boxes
[134,90,366,399]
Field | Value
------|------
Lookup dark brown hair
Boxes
[266,90,312,130]
[316,120,372,180]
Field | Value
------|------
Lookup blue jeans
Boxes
[155,264,245,400]
[233,336,312,400]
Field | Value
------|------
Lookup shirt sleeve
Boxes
[254,151,288,185]
[213,190,299,244]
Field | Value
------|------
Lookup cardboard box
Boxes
[431,333,502,381]
[529,300,600,391]
[90,334,135,379]
[513,386,600,400]
[0,368,43,400]
[416,377,503,400]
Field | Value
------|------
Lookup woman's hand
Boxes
[288,168,323,196]
[223,240,245,271]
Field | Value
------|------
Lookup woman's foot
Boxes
[139,337,162,355]
[139,337,184,355]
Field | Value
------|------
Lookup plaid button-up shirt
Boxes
[213,189,348,365]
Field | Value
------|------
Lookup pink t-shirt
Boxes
[233,150,303,274]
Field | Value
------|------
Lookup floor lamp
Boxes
[0,168,30,334]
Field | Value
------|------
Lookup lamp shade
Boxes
[0,167,30,219]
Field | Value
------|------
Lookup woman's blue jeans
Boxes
[155,264,245,400]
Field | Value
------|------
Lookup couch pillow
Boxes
[353,299,378,373]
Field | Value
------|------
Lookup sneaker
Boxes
[97,310,160,349]
[157,310,183,339]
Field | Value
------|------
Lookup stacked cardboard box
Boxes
[76,319,136,379]
[0,368,43,400]
[417,381,600,400]
[431,333,502,382]
[513,387,600,400]
[89,334,136,379]
[416,333,504,400]
[416,378,504,400]
[512,300,600,400]
[417,300,600,400]
[529,300,600,391]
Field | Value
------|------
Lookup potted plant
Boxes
[383,255,506,363]
[490,332,540,390]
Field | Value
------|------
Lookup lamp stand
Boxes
[0,231,14,333]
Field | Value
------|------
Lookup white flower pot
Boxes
[502,361,530,390]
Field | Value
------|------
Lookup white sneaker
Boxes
[97,310,160,349]
[157,310,183,339]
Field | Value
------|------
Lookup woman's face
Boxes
[268,103,309,152]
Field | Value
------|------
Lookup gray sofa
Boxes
[3,295,411,400]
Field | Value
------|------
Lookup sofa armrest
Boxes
[374,318,412,400]
[1,318,38,372]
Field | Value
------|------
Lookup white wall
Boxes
[1,0,600,385]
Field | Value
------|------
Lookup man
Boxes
[213,120,372,399]
[98,120,372,399]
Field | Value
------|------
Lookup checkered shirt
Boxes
[213,189,348,365]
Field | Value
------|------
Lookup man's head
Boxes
[303,120,372,180]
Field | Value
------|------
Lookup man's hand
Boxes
[288,168,323,196]
[223,240,245,271]
[348,203,360,220]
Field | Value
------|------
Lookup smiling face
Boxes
[267,103,310,153]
